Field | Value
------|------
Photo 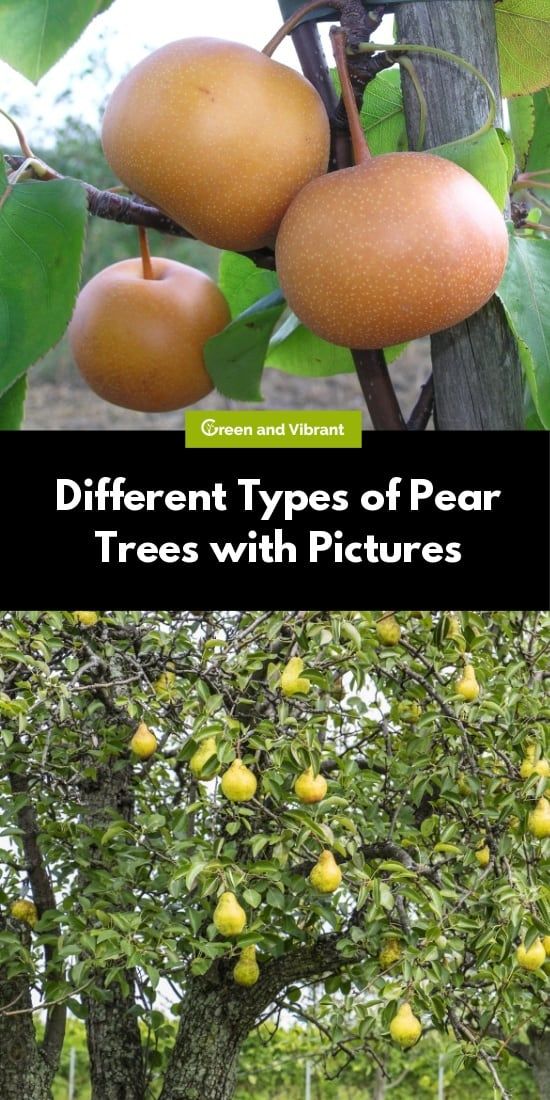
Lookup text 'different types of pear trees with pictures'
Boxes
[1,611,550,1100]
[1,1,550,431]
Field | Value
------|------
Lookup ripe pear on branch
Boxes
[528,797,550,838]
[390,1003,422,1048]
[189,736,218,779]
[516,938,546,970]
[213,891,247,936]
[280,657,311,696]
[520,748,550,779]
[309,850,342,893]
[397,701,422,725]
[154,667,176,696]
[474,844,490,867]
[73,611,98,627]
[233,945,260,987]
[221,760,257,802]
[379,937,402,969]
[376,614,401,647]
[294,767,327,804]
[10,899,38,928]
[129,722,157,759]
[455,664,480,702]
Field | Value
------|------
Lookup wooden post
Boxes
[395,0,524,430]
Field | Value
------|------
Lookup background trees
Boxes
[0,611,549,1099]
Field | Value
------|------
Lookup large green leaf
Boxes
[218,251,279,319]
[525,89,550,203]
[496,0,550,97]
[0,159,88,396]
[360,69,408,155]
[204,292,285,402]
[0,375,26,430]
[508,95,536,171]
[496,230,550,427]
[0,0,110,82]
[431,128,511,210]
[267,315,354,377]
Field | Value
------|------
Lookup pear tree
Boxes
[0,610,549,1100]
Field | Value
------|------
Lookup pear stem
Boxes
[0,107,34,159]
[331,28,371,164]
[138,227,155,281]
[263,0,344,57]
[355,42,497,146]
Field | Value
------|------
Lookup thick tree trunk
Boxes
[80,758,145,1100]
[529,1031,550,1099]
[395,0,523,430]
[159,979,250,1100]
[0,936,53,1100]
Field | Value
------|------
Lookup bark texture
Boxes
[160,935,350,1100]
[80,758,145,1100]
[529,1031,550,1099]
[0,922,53,1100]
[395,0,523,430]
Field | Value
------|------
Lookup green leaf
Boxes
[496,231,550,427]
[496,0,550,97]
[431,129,510,209]
[508,95,536,170]
[0,0,109,82]
[0,166,87,396]
[267,314,354,378]
[524,89,550,203]
[360,69,408,155]
[0,375,26,430]
[218,252,279,319]
[204,292,285,402]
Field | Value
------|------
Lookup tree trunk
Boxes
[0,937,53,1100]
[395,0,524,430]
[373,1066,386,1100]
[530,1031,550,1099]
[159,979,251,1100]
[80,757,145,1100]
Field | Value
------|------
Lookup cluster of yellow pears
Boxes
[516,935,550,971]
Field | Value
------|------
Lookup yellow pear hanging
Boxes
[129,722,157,759]
[233,945,260,986]
[213,891,247,936]
[221,760,257,802]
[379,937,402,968]
[455,664,479,702]
[294,767,327,804]
[475,844,490,867]
[73,611,98,627]
[154,667,176,695]
[520,752,550,779]
[10,899,38,927]
[516,938,546,970]
[390,1003,422,1048]
[309,850,342,893]
[376,614,401,646]
[528,797,550,838]
[280,657,311,696]
[190,736,217,779]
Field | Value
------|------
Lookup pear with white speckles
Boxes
[276,151,509,348]
[102,38,331,252]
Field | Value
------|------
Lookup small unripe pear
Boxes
[10,899,38,928]
[456,664,479,702]
[475,844,490,867]
[73,611,98,627]
[280,657,311,696]
[129,722,157,759]
[376,615,400,646]
[154,668,176,696]
[516,938,546,970]
[213,891,246,936]
[379,937,402,969]
[294,767,327,804]
[309,850,342,894]
[221,760,257,802]
[528,797,550,838]
[233,945,260,987]
[189,736,218,779]
[397,700,422,724]
[390,1003,422,1048]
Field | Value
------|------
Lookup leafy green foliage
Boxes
[497,232,550,428]
[0,158,87,397]
[0,611,549,1100]
[0,0,112,82]
[496,0,550,97]
[0,375,27,429]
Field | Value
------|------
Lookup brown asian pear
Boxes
[101,38,331,252]
[275,152,509,349]
[69,258,230,412]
